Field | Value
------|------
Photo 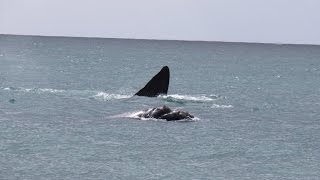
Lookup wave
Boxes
[1,87,131,101]
[158,94,219,103]
[2,87,65,93]
[91,92,131,101]
[211,104,233,109]
[2,87,225,106]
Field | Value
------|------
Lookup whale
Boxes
[135,66,170,97]
[133,66,195,120]
[136,105,194,121]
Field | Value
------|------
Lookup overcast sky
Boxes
[1,0,320,44]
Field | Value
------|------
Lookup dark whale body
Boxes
[135,66,170,97]
[137,105,194,121]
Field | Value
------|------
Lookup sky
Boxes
[1,0,320,45]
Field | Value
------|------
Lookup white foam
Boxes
[127,111,145,118]
[109,111,142,119]
[108,111,164,121]
[160,94,217,102]
[2,87,65,93]
[38,88,65,93]
[211,104,233,109]
[24,88,33,92]
[2,87,132,101]
[92,92,131,101]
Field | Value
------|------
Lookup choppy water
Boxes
[0,34,320,179]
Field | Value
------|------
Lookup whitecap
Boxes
[211,104,233,109]
[159,94,217,103]
[2,87,65,93]
[92,92,131,101]
[38,88,65,93]
[2,86,133,101]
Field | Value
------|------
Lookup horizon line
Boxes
[1,33,319,47]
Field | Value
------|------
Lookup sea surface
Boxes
[0,34,320,179]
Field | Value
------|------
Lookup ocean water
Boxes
[0,34,320,179]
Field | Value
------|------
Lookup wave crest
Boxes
[2,87,131,101]
[2,87,65,93]
[159,94,218,103]
[92,92,131,101]
[211,104,233,109]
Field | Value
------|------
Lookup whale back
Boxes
[135,66,170,97]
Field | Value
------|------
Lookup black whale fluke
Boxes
[135,66,170,97]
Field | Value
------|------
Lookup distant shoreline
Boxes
[1,33,319,47]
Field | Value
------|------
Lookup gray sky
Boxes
[1,0,320,44]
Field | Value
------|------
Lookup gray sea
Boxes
[0,34,320,179]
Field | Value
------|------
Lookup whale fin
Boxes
[135,66,170,97]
